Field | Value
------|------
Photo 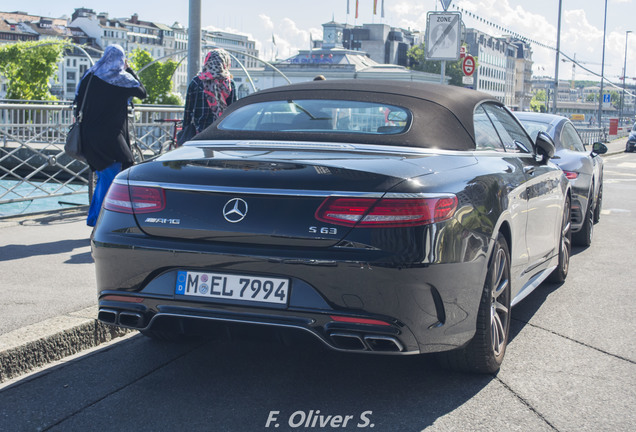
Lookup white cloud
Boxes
[208,0,627,82]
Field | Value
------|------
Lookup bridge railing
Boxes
[0,102,182,214]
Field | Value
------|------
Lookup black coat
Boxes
[75,70,147,171]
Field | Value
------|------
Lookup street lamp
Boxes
[597,0,608,128]
[620,30,632,125]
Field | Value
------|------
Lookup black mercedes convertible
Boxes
[92,80,571,373]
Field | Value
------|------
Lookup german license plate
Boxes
[175,271,289,305]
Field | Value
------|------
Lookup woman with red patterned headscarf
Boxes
[182,48,237,136]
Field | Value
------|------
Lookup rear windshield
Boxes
[519,119,550,141]
[217,99,411,135]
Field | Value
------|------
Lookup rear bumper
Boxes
[92,214,489,355]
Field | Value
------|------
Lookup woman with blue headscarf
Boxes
[74,44,147,226]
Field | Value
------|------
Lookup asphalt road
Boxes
[1,152,635,432]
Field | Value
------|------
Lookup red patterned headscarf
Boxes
[198,49,232,120]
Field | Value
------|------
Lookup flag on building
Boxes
[374,0,378,15]
[356,0,359,18]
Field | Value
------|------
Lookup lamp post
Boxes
[553,0,563,114]
[597,0,608,128]
[620,30,632,125]
[187,0,202,81]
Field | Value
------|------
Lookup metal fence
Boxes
[0,102,182,215]
[0,101,629,216]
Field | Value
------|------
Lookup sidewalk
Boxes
[0,207,130,383]
[0,136,629,383]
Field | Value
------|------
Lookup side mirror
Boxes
[592,142,607,155]
[535,131,555,161]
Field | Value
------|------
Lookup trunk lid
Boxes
[125,141,474,247]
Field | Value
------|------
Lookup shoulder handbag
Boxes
[65,74,93,162]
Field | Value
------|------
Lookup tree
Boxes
[0,40,64,100]
[530,90,546,112]
[609,91,620,108]
[407,44,464,86]
[129,49,181,105]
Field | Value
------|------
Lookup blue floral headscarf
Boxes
[81,45,140,91]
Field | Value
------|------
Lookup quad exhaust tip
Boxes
[98,309,117,324]
[98,309,145,329]
[97,309,404,351]
[329,332,403,352]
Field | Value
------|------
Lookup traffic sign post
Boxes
[462,55,475,76]
[425,11,462,61]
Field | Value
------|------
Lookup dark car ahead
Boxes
[515,112,606,247]
[93,80,571,373]
[627,122,636,152]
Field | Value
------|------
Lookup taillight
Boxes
[315,195,457,227]
[104,183,165,214]
[563,171,578,180]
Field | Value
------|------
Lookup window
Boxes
[474,106,504,151]
[218,99,411,135]
[482,104,532,153]
[518,120,549,142]
[560,122,586,152]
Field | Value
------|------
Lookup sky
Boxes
[17,0,636,85]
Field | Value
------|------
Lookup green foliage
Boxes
[530,90,546,112]
[575,80,599,89]
[129,48,181,105]
[609,91,619,107]
[0,40,64,100]
[407,44,464,86]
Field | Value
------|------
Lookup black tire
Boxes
[549,196,571,283]
[438,233,511,374]
[593,183,602,224]
[573,193,593,247]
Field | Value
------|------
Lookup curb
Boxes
[0,306,133,383]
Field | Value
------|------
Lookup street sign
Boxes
[440,0,453,11]
[460,45,466,59]
[425,11,462,61]
[603,93,611,103]
[462,55,475,76]
[462,76,474,85]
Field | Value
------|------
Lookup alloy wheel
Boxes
[490,245,510,357]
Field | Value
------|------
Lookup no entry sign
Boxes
[462,55,475,76]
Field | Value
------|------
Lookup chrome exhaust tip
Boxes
[364,335,404,352]
[118,311,145,329]
[329,332,366,351]
[98,309,118,324]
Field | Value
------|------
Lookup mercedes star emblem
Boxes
[223,198,248,223]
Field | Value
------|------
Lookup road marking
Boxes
[601,208,631,214]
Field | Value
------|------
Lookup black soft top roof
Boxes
[194,79,501,150]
